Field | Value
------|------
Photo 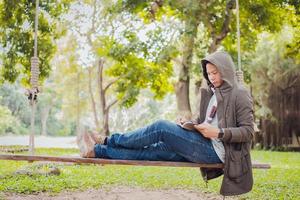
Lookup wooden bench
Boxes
[0,154,271,169]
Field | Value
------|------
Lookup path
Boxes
[3,186,235,200]
[0,136,77,148]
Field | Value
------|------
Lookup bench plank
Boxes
[0,154,270,169]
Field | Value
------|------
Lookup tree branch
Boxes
[105,99,118,112]
[88,67,100,130]
[72,28,86,38]
[215,1,233,41]
[86,0,97,46]
[103,77,120,94]
[149,0,164,20]
[97,58,105,115]
[208,0,235,52]
[282,75,299,91]
[98,59,104,88]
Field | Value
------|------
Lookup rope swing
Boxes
[235,0,244,84]
[27,0,40,155]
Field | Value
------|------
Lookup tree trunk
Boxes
[103,110,109,136]
[260,71,300,149]
[97,58,118,136]
[175,77,192,118]
[76,71,81,136]
[97,59,111,136]
[262,119,271,149]
[97,59,106,133]
[175,16,199,119]
[40,104,51,136]
[88,67,100,131]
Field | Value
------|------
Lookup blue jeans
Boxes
[94,120,222,163]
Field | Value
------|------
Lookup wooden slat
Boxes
[0,154,271,169]
[251,163,271,169]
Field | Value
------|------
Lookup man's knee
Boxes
[153,119,171,128]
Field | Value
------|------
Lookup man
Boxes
[77,51,254,196]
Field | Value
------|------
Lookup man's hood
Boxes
[201,51,237,89]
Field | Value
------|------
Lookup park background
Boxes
[0,0,299,199]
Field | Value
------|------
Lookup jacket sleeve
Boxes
[221,89,254,143]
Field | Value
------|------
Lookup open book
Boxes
[177,120,197,131]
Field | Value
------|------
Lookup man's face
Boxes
[206,63,223,88]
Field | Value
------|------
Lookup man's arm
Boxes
[194,89,254,142]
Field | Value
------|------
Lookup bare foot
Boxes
[77,131,96,158]
[89,131,106,144]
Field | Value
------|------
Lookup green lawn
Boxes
[0,147,299,200]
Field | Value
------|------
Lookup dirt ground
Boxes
[3,186,235,200]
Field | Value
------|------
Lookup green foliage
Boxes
[286,32,300,64]
[222,0,292,60]
[285,8,300,63]
[0,83,30,122]
[0,83,30,134]
[0,0,72,85]
[0,148,299,200]
[120,0,289,52]
[0,105,19,135]
[242,1,283,31]
[0,81,77,136]
[109,91,178,133]
[250,26,299,118]
[49,34,87,135]
[116,0,297,99]
[95,29,175,108]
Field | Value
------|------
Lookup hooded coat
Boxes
[198,51,254,196]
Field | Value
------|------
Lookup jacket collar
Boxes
[211,81,234,98]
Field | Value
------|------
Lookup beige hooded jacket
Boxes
[198,51,254,196]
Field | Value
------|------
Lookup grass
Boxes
[0,147,299,200]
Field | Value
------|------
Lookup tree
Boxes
[0,83,30,126]
[95,34,175,135]
[0,0,72,85]
[285,5,300,63]
[36,87,58,136]
[0,104,20,135]
[0,83,32,135]
[66,0,120,135]
[250,26,300,149]
[66,0,175,135]
[117,0,290,118]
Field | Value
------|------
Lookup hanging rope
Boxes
[235,0,244,84]
[26,0,40,155]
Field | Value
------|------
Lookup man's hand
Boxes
[176,117,198,126]
[175,117,189,126]
[194,123,219,138]
[175,118,183,125]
